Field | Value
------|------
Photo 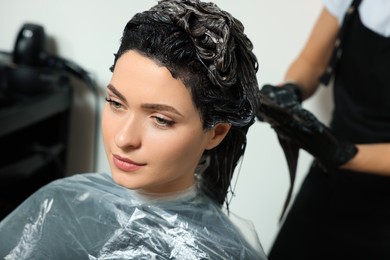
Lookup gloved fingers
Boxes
[257,82,304,123]
[260,83,302,108]
[288,105,325,133]
[257,96,292,124]
[258,94,321,133]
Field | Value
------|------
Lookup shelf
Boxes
[0,84,72,138]
[0,143,64,183]
[0,56,74,219]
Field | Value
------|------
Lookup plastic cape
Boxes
[0,173,267,259]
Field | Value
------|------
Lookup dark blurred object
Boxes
[1,22,98,97]
[0,22,100,219]
[0,71,72,220]
[0,23,68,106]
[10,23,100,170]
[13,23,46,66]
[0,52,69,107]
[6,66,68,95]
[0,23,75,219]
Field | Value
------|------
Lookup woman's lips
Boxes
[113,154,146,172]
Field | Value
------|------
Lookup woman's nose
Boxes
[114,116,142,149]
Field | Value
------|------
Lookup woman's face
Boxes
[102,50,229,194]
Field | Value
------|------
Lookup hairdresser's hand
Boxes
[261,83,303,107]
[258,85,358,170]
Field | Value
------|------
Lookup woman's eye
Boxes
[105,97,123,109]
[152,116,175,127]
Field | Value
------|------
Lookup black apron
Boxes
[269,3,390,259]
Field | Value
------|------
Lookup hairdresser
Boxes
[259,0,390,259]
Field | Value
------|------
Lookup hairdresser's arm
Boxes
[294,9,390,176]
[283,7,339,100]
[259,91,390,176]
[341,144,390,176]
[261,8,390,176]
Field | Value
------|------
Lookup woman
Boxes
[0,0,267,259]
[259,0,390,259]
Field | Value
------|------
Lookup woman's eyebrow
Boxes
[107,83,183,117]
[107,84,127,102]
[141,103,183,117]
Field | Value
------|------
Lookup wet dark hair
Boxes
[111,0,260,206]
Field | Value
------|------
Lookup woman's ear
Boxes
[205,123,231,150]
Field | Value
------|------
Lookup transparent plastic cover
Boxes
[0,173,266,259]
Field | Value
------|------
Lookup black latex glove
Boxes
[258,83,358,170]
[261,83,303,107]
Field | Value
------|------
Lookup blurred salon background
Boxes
[0,0,327,254]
